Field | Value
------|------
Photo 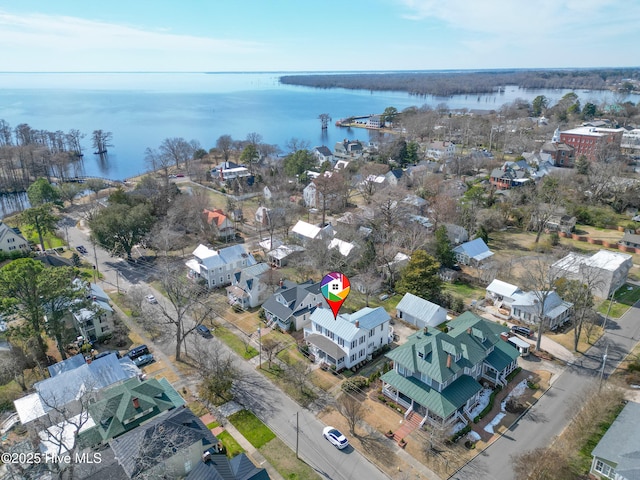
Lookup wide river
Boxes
[0,72,635,181]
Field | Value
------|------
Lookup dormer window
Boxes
[418,352,424,359]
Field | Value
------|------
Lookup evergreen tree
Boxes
[395,250,442,301]
[434,225,456,268]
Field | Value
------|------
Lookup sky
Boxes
[0,0,638,72]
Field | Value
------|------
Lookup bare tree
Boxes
[91,130,112,154]
[262,337,283,369]
[216,135,233,162]
[194,339,240,404]
[159,137,196,172]
[286,360,312,395]
[338,393,366,435]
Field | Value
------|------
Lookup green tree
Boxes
[396,250,442,301]
[382,106,398,123]
[19,203,60,252]
[434,225,456,268]
[89,203,155,260]
[240,143,260,173]
[582,102,597,120]
[27,178,60,207]
[282,149,316,176]
[531,95,548,117]
[0,258,47,358]
[575,155,590,175]
[406,141,420,165]
[476,225,489,244]
[39,267,87,360]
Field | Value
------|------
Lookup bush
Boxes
[258,309,266,320]
[527,379,540,390]
[342,375,368,393]
[451,424,471,442]
[474,386,502,423]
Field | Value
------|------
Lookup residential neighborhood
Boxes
[1,72,640,480]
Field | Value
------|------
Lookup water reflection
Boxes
[0,192,30,217]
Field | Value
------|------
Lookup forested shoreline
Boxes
[280,68,640,97]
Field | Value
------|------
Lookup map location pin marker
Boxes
[321,272,351,320]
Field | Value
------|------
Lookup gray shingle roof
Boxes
[591,401,640,478]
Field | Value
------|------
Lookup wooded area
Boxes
[281,68,640,97]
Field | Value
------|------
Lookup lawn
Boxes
[213,325,258,359]
[551,324,603,354]
[217,430,245,458]
[259,438,321,480]
[443,281,486,301]
[228,410,275,449]
[597,284,640,318]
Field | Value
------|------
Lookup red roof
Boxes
[203,208,228,227]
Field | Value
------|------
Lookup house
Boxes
[426,141,456,160]
[266,244,304,268]
[510,291,573,331]
[396,293,447,329]
[453,238,494,266]
[590,401,640,480]
[0,221,29,253]
[385,169,404,186]
[226,262,272,309]
[302,182,318,208]
[545,212,577,234]
[620,230,640,249]
[550,250,633,299]
[203,208,235,240]
[186,244,256,288]
[380,252,410,281]
[381,312,519,427]
[262,280,328,331]
[367,115,383,129]
[313,145,334,165]
[77,376,185,448]
[211,162,251,182]
[622,127,640,150]
[541,139,575,168]
[328,238,357,257]
[14,353,140,426]
[402,195,428,215]
[70,281,116,342]
[485,279,573,330]
[304,307,391,369]
[334,139,364,158]
[110,406,268,480]
[489,165,532,190]
[291,220,333,244]
[444,224,469,245]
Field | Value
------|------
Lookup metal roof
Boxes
[486,279,520,299]
[453,238,493,261]
[396,293,446,327]
[591,401,640,478]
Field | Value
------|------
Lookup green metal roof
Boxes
[381,370,482,418]
[486,340,519,372]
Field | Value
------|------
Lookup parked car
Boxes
[126,344,150,360]
[133,353,154,367]
[146,294,157,304]
[196,325,212,338]
[322,426,349,449]
[511,325,533,338]
[76,245,88,255]
[93,350,121,360]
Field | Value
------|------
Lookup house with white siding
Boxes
[185,244,256,288]
[262,280,328,331]
[304,307,391,370]
[0,221,29,253]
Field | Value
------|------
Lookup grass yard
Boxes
[551,324,604,354]
[310,369,340,391]
[214,326,258,359]
[217,430,245,458]
[443,281,486,301]
[259,438,321,480]
[597,284,640,318]
[228,410,275,449]
[260,364,317,406]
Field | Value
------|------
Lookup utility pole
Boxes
[92,241,99,284]
[599,343,608,391]
[296,411,299,459]
[258,326,262,369]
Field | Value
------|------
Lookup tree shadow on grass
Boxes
[354,432,398,467]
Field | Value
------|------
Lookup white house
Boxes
[313,146,334,165]
[0,221,29,253]
[302,182,318,208]
[69,281,115,342]
[291,220,333,244]
[186,244,256,288]
[396,292,447,329]
[550,250,633,299]
[485,279,520,308]
[426,141,456,160]
[267,244,304,268]
[304,307,391,369]
[328,238,356,257]
[211,162,250,182]
[226,263,272,309]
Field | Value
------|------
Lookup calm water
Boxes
[0,72,634,182]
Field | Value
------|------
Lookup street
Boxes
[61,212,391,480]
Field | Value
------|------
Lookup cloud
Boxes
[0,10,266,70]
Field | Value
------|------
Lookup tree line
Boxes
[280,68,640,97]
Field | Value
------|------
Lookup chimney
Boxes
[447,354,452,369]
[279,279,284,288]
[467,327,472,334]
[355,320,360,328]
[132,397,140,409]
[423,326,428,335]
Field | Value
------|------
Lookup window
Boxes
[351,340,357,348]
[380,325,383,332]
[350,354,356,362]
[359,336,365,345]
[359,349,364,358]
[338,337,344,347]
[594,460,614,478]
[369,329,374,338]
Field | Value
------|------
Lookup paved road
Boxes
[450,300,640,480]
[61,213,390,480]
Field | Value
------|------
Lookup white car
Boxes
[323,426,349,449]
[632,215,640,222]
[146,294,157,304]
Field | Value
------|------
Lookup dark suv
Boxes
[511,326,533,338]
